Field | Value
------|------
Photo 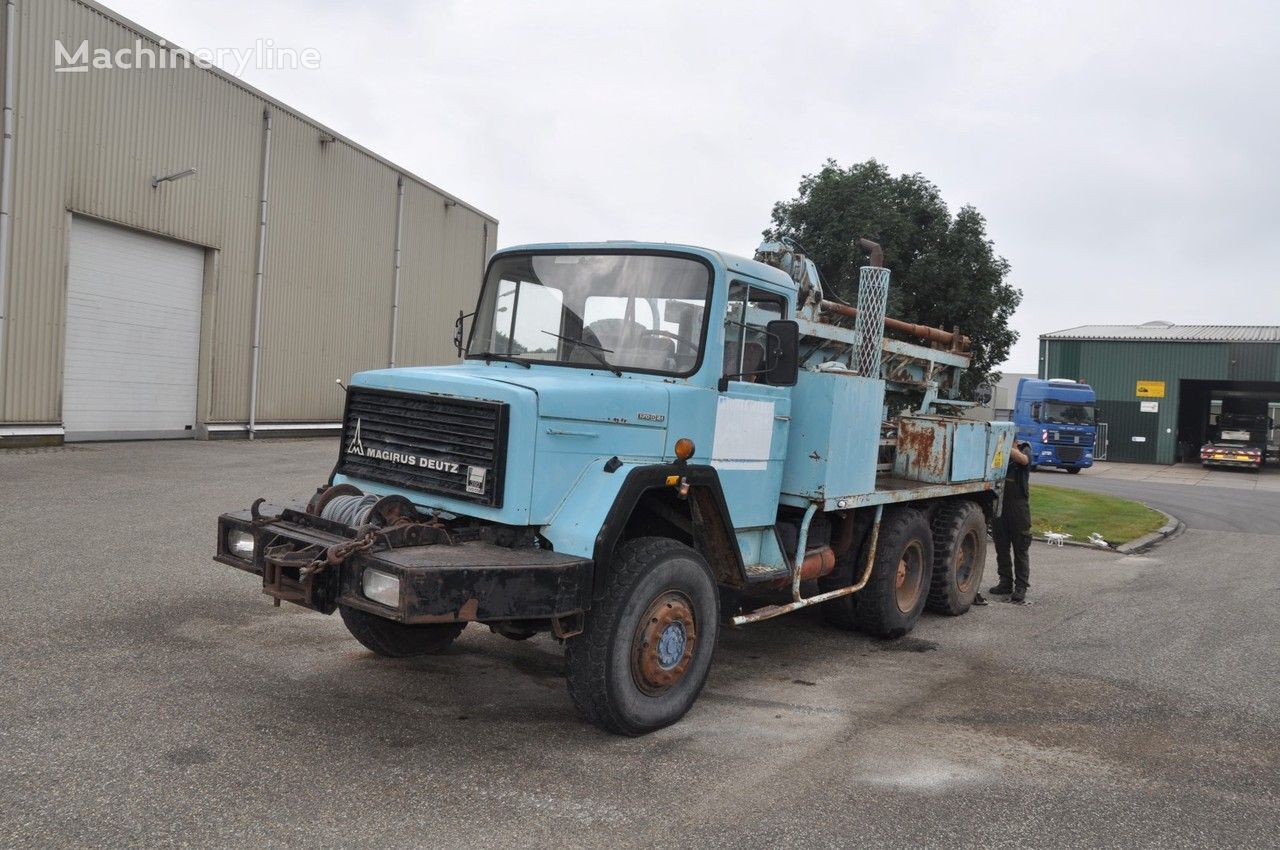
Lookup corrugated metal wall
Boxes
[0,0,496,427]
[1042,339,1280,463]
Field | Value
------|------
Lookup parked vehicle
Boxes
[1013,378,1096,473]
[215,238,1015,735]
[1201,411,1269,470]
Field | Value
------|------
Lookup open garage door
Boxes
[1177,379,1280,464]
[62,217,205,441]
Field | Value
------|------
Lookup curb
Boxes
[1030,507,1184,555]
[1114,508,1183,555]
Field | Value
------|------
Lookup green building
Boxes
[1039,323,1280,464]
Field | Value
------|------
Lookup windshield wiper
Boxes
[475,351,531,368]
[542,331,622,377]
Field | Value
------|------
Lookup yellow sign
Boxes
[1136,380,1165,398]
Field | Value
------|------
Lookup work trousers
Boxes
[993,497,1031,591]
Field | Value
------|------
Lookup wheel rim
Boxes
[631,591,698,696]
[954,530,978,593]
[894,541,925,613]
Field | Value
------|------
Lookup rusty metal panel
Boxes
[893,416,953,484]
[0,0,495,426]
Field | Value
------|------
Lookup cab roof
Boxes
[494,241,798,291]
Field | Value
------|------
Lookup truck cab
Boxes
[216,240,1014,735]
[1013,378,1097,473]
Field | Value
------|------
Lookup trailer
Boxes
[215,237,1014,734]
[1201,411,1269,470]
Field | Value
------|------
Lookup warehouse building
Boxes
[1039,323,1280,464]
[0,0,496,445]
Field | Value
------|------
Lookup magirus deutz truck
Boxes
[216,237,1015,735]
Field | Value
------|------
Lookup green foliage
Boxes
[766,159,1022,391]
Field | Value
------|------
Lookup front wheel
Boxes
[338,605,464,657]
[1067,467,1082,474]
[565,537,719,736]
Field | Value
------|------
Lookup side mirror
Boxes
[764,319,799,387]
[453,310,474,357]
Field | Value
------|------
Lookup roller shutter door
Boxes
[62,217,204,440]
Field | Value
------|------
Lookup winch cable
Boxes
[320,493,380,527]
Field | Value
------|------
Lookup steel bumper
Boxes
[215,507,593,625]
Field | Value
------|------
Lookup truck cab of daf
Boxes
[216,240,1013,735]
[1013,378,1096,473]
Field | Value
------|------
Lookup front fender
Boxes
[540,459,746,595]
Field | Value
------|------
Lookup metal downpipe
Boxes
[388,175,405,367]
[790,502,819,602]
[247,108,273,440]
[0,0,17,411]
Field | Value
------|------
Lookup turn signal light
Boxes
[674,438,695,461]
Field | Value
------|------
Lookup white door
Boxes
[63,217,204,440]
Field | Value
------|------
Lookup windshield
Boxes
[1042,401,1095,425]
[467,253,711,376]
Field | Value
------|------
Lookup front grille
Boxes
[1057,446,1084,463]
[1048,433,1093,447]
[336,387,508,507]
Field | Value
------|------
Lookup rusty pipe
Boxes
[797,547,836,582]
[857,237,883,268]
[819,299,971,350]
[732,504,884,626]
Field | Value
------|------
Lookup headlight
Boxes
[226,529,255,559]
[362,569,401,607]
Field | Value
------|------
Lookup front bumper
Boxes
[216,505,592,625]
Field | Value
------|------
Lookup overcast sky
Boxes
[107,0,1280,372]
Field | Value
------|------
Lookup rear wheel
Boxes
[927,500,987,615]
[850,507,933,638]
[565,537,719,736]
[338,605,465,657]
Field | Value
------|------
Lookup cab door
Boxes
[712,282,793,530]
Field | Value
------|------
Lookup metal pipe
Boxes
[789,502,818,602]
[247,108,273,440]
[0,0,17,410]
[733,504,884,626]
[857,237,883,268]
[388,175,405,367]
[820,299,971,350]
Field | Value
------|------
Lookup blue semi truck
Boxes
[1013,378,1097,473]
[216,238,1015,734]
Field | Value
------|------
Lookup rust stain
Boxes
[457,598,479,621]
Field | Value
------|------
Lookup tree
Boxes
[766,159,1021,393]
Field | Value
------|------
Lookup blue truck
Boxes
[216,238,1015,735]
[1013,378,1097,473]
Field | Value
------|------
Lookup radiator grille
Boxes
[1056,446,1084,463]
[336,388,508,507]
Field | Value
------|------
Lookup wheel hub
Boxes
[631,591,698,695]
[894,541,924,613]
[955,531,977,592]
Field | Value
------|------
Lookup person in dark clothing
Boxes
[989,440,1033,603]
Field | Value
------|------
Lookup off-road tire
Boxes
[850,507,934,638]
[338,605,465,657]
[926,500,987,616]
[564,537,719,736]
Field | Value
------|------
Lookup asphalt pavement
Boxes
[1,440,1277,848]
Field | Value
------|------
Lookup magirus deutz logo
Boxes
[346,418,488,494]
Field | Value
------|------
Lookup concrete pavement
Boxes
[1,439,1277,848]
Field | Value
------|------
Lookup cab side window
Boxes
[724,283,786,383]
